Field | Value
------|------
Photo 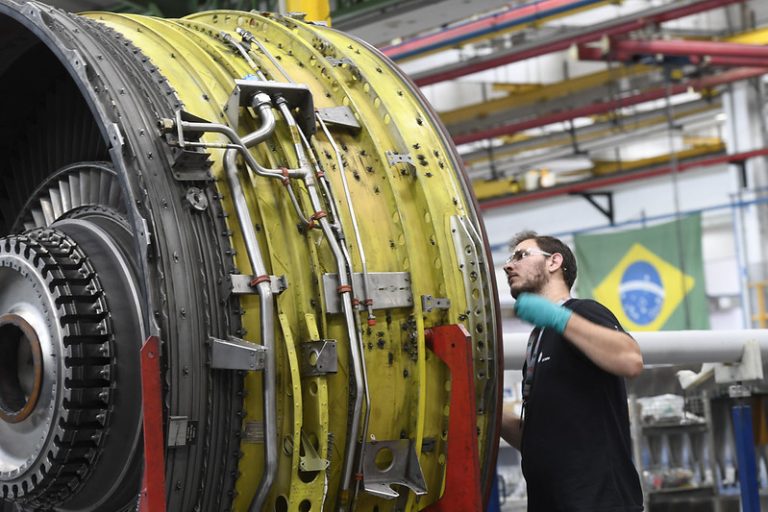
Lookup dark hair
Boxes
[509,230,577,289]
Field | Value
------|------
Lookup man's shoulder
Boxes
[566,297,610,314]
[567,298,624,330]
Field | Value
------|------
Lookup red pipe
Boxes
[612,38,768,59]
[453,67,767,145]
[692,55,768,67]
[479,148,768,210]
[579,39,768,66]
[413,0,744,86]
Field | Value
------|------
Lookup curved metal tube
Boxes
[237,27,294,83]
[217,95,280,512]
[178,119,300,180]
[316,116,376,324]
[307,183,366,512]
[314,117,376,509]
[275,101,369,510]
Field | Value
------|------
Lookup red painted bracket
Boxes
[425,324,483,512]
[139,336,167,512]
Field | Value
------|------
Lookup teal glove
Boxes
[514,293,572,334]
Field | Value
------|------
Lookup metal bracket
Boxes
[326,56,354,67]
[159,110,215,181]
[167,416,197,447]
[322,272,412,313]
[677,340,764,391]
[316,106,361,132]
[715,339,764,384]
[209,336,267,371]
[225,80,315,135]
[299,430,329,471]
[421,295,450,313]
[386,151,414,166]
[170,149,214,182]
[362,439,428,499]
[230,274,288,296]
[243,421,264,444]
[106,123,124,150]
[570,191,614,225]
[299,340,338,377]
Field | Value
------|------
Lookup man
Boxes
[500,230,644,511]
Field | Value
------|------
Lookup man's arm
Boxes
[514,293,643,378]
[563,313,643,378]
[500,406,522,450]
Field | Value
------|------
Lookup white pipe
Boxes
[503,330,768,370]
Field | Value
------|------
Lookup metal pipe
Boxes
[579,44,768,68]
[504,329,768,369]
[613,38,768,60]
[305,180,368,511]
[274,101,369,510]
[316,116,376,324]
[314,118,376,510]
[178,119,300,180]
[179,92,283,511]
[411,0,744,86]
[221,31,261,71]
[237,27,294,84]
[218,94,279,512]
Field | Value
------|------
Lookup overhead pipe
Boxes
[382,0,606,61]
[453,66,768,145]
[579,38,768,67]
[608,38,768,60]
[503,330,768,370]
[412,0,745,86]
[578,45,768,67]
[479,148,768,210]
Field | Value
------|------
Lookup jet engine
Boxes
[0,2,501,510]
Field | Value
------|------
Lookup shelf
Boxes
[641,422,707,434]
[649,485,715,495]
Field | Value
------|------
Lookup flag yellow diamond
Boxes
[593,243,694,331]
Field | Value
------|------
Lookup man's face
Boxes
[502,240,552,299]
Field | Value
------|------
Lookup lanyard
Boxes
[521,297,571,424]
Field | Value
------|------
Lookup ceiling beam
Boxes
[411,0,746,87]
[453,66,767,146]
[461,97,721,168]
[479,148,768,210]
[441,65,652,128]
[381,0,608,61]
[444,66,659,135]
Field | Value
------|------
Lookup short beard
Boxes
[510,262,548,299]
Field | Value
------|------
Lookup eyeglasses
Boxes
[505,248,552,265]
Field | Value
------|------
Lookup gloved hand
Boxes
[514,293,572,334]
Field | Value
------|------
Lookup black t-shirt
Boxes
[520,299,644,512]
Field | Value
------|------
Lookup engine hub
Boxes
[0,218,143,511]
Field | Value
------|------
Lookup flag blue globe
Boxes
[619,261,664,325]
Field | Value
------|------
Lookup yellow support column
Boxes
[286,0,331,25]
[750,281,768,328]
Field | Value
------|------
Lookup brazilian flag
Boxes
[574,214,709,331]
